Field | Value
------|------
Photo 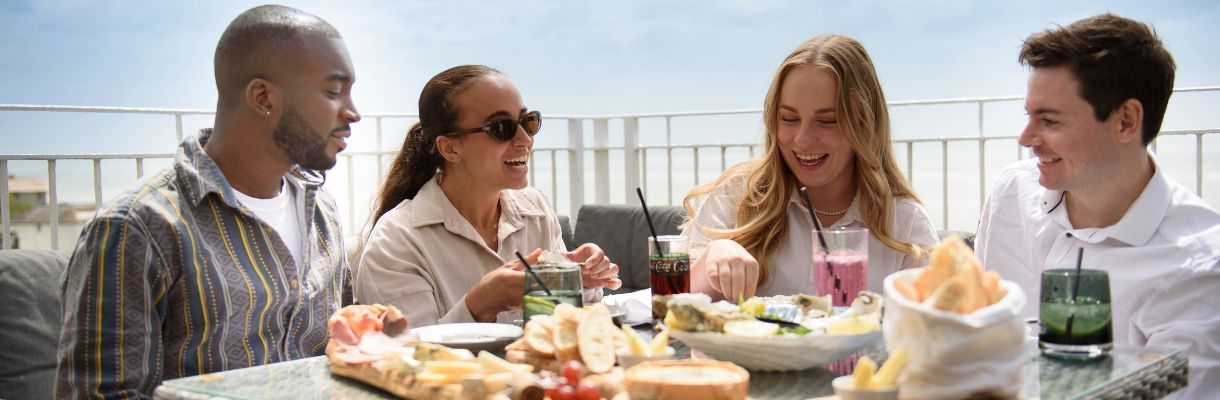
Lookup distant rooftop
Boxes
[7,175,48,194]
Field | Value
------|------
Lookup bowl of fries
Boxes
[618,325,677,368]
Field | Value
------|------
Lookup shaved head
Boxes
[214,5,342,107]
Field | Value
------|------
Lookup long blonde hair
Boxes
[683,34,924,286]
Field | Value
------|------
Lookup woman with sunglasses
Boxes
[355,65,621,326]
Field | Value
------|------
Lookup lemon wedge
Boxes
[722,320,779,337]
[827,314,881,335]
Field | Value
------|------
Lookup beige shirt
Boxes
[355,176,598,326]
[683,174,939,295]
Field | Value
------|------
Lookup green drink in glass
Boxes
[1039,268,1113,359]
[523,259,583,320]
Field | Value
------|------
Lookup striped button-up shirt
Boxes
[56,131,352,399]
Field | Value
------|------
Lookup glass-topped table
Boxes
[155,338,1186,400]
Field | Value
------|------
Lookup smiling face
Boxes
[441,74,534,190]
[274,34,360,170]
[1020,66,1124,193]
[775,65,856,196]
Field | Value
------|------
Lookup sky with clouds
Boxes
[1,0,1217,229]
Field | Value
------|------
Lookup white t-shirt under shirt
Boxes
[233,179,303,264]
[975,158,1220,399]
[682,173,940,295]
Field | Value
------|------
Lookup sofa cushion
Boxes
[572,204,687,294]
[0,249,70,399]
[557,215,576,252]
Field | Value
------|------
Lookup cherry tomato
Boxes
[554,384,577,400]
[561,360,586,385]
[575,380,601,400]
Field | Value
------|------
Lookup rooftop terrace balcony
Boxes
[3,86,1219,251]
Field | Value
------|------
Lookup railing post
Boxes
[942,141,949,230]
[978,102,986,210]
[376,117,385,185]
[567,119,586,216]
[1198,133,1204,196]
[174,114,184,143]
[666,117,674,205]
[346,155,356,233]
[623,117,640,201]
[1,160,9,249]
[550,151,558,211]
[49,160,59,251]
[593,118,610,204]
[93,159,103,209]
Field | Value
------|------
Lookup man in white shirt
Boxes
[975,13,1219,399]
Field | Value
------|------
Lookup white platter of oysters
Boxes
[658,292,883,371]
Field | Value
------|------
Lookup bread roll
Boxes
[624,359,749,400]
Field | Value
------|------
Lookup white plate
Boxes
[410,323,523,354]
[669,329,881,371]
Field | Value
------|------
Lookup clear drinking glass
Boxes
[648,235,690,296]
[523,260,583,320]
[813,227,869,307]
[1039,268,1113,359]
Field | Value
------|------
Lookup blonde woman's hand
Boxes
[703,239,759,302]
[467,248,540,322]
[566,243,623,290]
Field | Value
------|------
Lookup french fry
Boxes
[871,346,907,387]
[622,324,648,356]
[852,356,877,389]
[649,329,670,355]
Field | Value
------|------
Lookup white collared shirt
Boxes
[354,176,600,326]
[976,158,1220,399]
[683,174,940,296]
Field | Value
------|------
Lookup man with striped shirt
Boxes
[56,5,360,398]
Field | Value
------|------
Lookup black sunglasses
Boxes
[442,110,542,141]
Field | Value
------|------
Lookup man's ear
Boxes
[245,78,277,118]
[434,135,462,163]
[1115,98,1144,145]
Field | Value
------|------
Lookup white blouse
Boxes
[682,174,940,296]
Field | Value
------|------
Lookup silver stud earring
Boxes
[265,110,271,116]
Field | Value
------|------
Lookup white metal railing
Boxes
[4,86,1218,250]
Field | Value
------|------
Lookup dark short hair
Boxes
[213,5,342,102]
[1019,13,1176,144]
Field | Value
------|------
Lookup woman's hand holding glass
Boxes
[699,239,760,302]
[467,248,540,322]
[566,243,622,290]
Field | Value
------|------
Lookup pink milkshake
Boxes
[811,227,870,306]
[814,252,868,306]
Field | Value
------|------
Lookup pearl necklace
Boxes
[813,207,849,216]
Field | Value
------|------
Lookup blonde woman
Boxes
[683,34,938,301]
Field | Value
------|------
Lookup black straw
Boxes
[1071,247,1084,303]
[799,187,830,252]
[1065,247,1084,340]
[516,251,552,296]
[636,187,666,256]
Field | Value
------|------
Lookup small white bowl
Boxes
[617,346,677,369]
[831,376,898,400]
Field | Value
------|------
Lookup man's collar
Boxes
[1042,155,1169,246]
[177,129,324,207]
